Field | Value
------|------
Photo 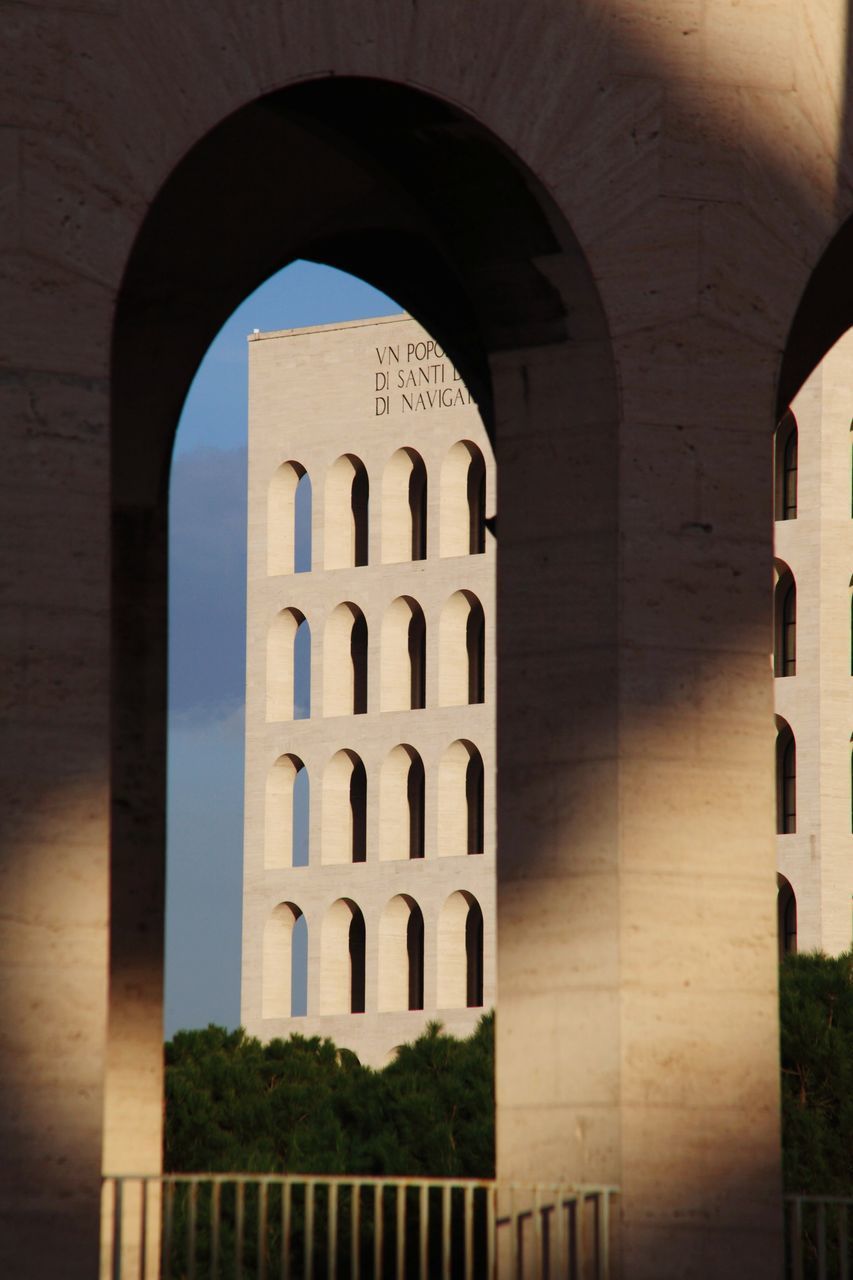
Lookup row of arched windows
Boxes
[265,740,484,868]
[266,591,486,720]
[263,891,485,1018]
[267,440,487,575]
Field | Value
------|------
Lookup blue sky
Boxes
[165,261,400,1037]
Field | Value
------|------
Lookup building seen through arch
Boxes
[241,315,494,1064]
[773,330,853,959]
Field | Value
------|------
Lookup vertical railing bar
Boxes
[509,1185,518,1278]
[486,1184,496,1280]
[442,1185,452,1280]
[187,1178,198,1280]
[395,1185,405,1280]
[305,1183,315,1280]
[282,1182,292,1280]
[554,1186,566,1280]
[533,1185,542,1278]
[463,1185,473,1280]
[373,1184,383,1280]
[328,1183,338,1280]
[567,1192,579,1280]
[818,1202,827,1280]
[111,1178,123,1280]
[138,1179,148,1280]
[211,1181,221,1280]
[351,1182,361,1280]
[235,1181,245,1280]
[258,1180,268,1280]
[162,1180,175,1280]
[839,1204,849,1280]
[419,1184,428,1280]
[599,1190,611,1280]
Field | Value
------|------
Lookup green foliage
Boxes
[164,1015,494,1177]
[779,950,853,1193]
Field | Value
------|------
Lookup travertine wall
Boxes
[775,332,853,955]
[5,1,853,1276]
[241,317,496,1067]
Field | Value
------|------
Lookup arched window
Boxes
[777,876,797,961]
[380,596,426,711]
[437,891,484,1009]
[320,898,366,1015]
[262,902,307,1018]
[379,745,425,861]
[776,719,796,834]
[325,453,369,568]
[773,564,796,677]
[378,895,425,1011]
[267,460,311,575]
[381,447,427,563]
[774,412,798,520]
[266,608,311,720]
[439,591,485,706]
[264,754,309,868]
[323,602,368,716]
[321,749,367,865]
[438,740,485,857]
[440,440,486,556]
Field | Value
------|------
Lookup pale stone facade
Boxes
[775,332,853,957]
[241,316,496,1066]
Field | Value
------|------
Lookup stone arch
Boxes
[437,740,484,858]
[323,602,368,716]
[438,590,485,707]
[321,749,367,865]
[437,890,484,1009]
[268,460,311,575]
[320,898,366,1015]
[440,440,486,557]
[773,561,796,678]
[377,895,425,1012]
[109,72,619,1218]
[325,454,369,569]
[381,447,428,564]
[379,745,425,862]
[264,754,309,869]
[262,902,306,1018]
[266,608,310,721]
[380,595,426,711]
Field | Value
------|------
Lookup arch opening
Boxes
[438,739,485,857]
[775,718,796,834]
[379,745,425,861]
[381,447,428,564]
[264,754,309,869]
[440,441,486,557]
[773,563,796,678]
[323,602,368,716]
[325,454,369,569]
[320,898,366,1015]
[437,890,484,1009]
[777,875,797,961]
[378,895,424,1012]
[381,596,426,712]
[439,590,485,707]
[321,749,367,865]
[262,902,306,1019]
[268,461,312,575]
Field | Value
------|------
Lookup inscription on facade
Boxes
[373,339,473,416]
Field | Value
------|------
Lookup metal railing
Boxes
[101,1174,618,1280]
[785,1195,852,1280]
